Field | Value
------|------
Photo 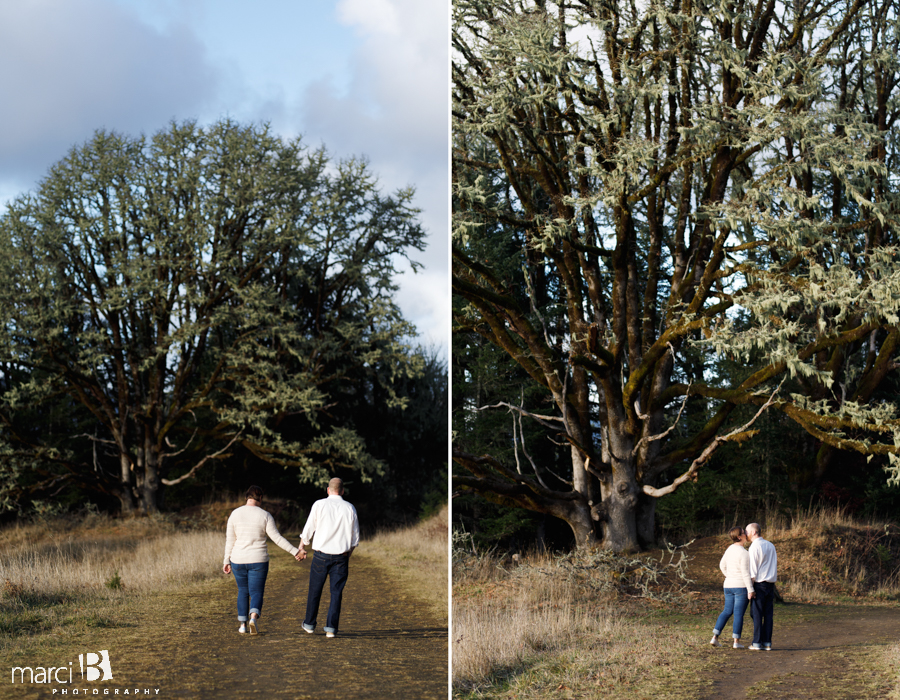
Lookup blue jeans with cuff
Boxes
[713,587,749,638]
[302,551,349,634]
[231,561,269,621]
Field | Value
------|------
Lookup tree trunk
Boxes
[563,499,599,547]
[117,453,137,515]
[600,477,641,552]
[140,433,161,515]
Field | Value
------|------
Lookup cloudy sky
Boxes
[0,0,449,353]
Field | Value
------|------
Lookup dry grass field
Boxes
[452,508,900,699]
[0,502,448,667]
[0,510,222,654]
[364,504,448,616]
[452,540,703,697]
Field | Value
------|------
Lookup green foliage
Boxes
[104,571,123,591]
[0,119,427,515]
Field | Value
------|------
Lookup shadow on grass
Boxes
[453,660,535,698]
[320,627,449,640]
[0,591,129,637]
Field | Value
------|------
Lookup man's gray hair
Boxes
[746,522,761,537]
[328,477,344,493]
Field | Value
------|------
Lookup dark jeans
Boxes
[303,551,350,634]
[231,561,269,621]
[713,588,749,638]
[751,581,775,646]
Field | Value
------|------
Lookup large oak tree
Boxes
[453,0,900,550]
[0,120,425,514]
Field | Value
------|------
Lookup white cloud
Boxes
[0,0,449,355]
[0,0,217,193]
[337,0,401,36]
[299,0,449,351]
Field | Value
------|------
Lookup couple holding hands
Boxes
[222,479,360,638]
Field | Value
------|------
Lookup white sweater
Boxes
[223,505,299,565]
[719,543,754,594]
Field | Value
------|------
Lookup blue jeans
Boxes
[713,587,749,638]
[751,581,775,647]
[231,562,269,621]
[302,552,349,634]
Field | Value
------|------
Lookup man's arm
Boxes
[296,502,319,560]
[349,508,360,556]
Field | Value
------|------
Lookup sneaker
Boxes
[249,618,258,635]
[709,637,721,647]
[764,644,772,651]
[733,642,745,649]
[238,623,247,634]
[326,632,336,638]
[303,626,314,634]
[749,644,763,651]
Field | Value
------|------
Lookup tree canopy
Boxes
[453,0,900,550]
[0,119,427,515]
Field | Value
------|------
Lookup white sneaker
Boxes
[249,618,258,635]
[733,642,745,649]
[238,623,247,634]
[326,632,336,638]
[303,626,314,634]
[709,637,721,647]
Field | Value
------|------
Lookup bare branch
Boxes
[161,431,244,486]
[516,407,550,489]
[161,428,199,461]
[474,401,565,430]
[633,383,692,457]
[643,381,784,498]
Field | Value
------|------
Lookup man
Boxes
[295,477,360,638]
[746,522,778,651]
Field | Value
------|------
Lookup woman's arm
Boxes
[265,514,300,557]
[739,549,754,594]
[223,513,237,572]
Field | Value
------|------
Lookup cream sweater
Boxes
[719,542,754,594]
[223,505,299,565]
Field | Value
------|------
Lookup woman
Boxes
[710,526,754,649]
[223,485,300,635]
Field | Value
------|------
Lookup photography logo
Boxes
[79,650,113,682]
[10,649,113,684]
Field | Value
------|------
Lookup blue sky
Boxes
[0,0,449,352]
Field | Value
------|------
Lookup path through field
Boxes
[9,549,448,699]
[698,606,900,699]
[685,537,900,699]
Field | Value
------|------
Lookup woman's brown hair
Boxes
[246,485,265,501]
[728,526,745,543]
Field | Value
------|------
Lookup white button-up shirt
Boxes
[300,494,360,555]
[749,537,778,583]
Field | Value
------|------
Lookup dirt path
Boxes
[682,536,900,699]
[11,549,447,699]
[698,606,900,699]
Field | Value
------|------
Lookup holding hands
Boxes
[295,546,307,562]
